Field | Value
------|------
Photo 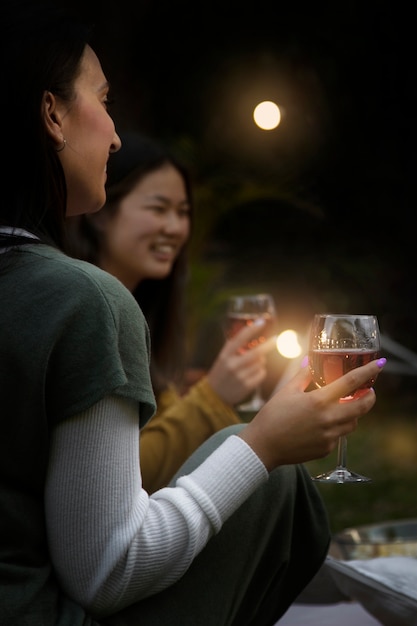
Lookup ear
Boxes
[41,91,65,149]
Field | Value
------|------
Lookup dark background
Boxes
[61,0,416,358]
[55,1,417,524]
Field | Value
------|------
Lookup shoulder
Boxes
[27,244,125,290]
[23,244,141,318]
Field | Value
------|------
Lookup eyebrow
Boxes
[145,193,171,203]
[98,80,111,93]
[145,193,190,206]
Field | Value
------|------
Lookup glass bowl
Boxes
[333,518,417,560]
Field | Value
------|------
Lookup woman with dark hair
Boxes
[0,2,386,625]
[66,132,278,493]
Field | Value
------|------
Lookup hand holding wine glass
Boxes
[308,313,381,483]
[224,293,277,413]
[239,351,386,473]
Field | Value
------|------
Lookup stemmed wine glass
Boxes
[224,293,277,414]
[308,313,381,484]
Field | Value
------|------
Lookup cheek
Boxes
[78,100,114,148]
[110,211,157,246]
[182,220,191,242]
[98,112,115,143]
[123,207,161,237]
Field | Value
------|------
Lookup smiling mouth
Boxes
[152,243,177,255]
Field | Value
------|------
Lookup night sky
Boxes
[72,1,415,233]
[61,0,417,355]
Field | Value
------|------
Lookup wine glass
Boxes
[308,313,381,484]
[224,293,277,414]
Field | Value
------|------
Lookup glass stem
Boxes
[249,385,264,411]
[336,435,347,469]
[252,385,263,403]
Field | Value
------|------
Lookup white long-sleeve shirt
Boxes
[45,395,268,618]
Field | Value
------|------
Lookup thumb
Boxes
[227,318,267,348]
[255,334,279,356]
[284,355,312,392]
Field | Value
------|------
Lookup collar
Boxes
[0,226,39,240]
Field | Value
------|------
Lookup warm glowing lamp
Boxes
[276,330,302,359]
[253,100,281,130]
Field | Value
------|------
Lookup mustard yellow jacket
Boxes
[140,377,241,493]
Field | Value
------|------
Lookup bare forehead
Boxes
[76,45,108,90]
[136,166,187,193]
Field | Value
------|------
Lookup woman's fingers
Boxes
[285,356,386,399]
[320,357,386,401]
[226,320,277,357]
[240,356,387,470]
[254,335,278,356]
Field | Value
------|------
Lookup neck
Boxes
[98,255,141,293]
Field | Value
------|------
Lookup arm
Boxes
[46,358,385,618]
[140,379,241,493]
[140,321,278,492]
[45,394,267,617]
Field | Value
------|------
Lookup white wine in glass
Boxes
[225,293,277,413]
[308,313,381,484]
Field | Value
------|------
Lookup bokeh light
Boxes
[276,329,302,359]
[253,100,281,130]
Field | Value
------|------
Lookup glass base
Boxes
[236,395,265,422]
[312,467,371,484]
[237,397,265,412]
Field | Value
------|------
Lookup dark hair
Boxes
[0,1,91,251]
[66,133,193,395]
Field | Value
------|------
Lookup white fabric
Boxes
[275,602,381,625]
[45,395,268,617]
[0,225,39,252]
[276,554,417,626]
[325,556,417,626]
[0,226,38,238]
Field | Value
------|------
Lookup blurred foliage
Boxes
[306,409,417,534]
[170,133,417,377]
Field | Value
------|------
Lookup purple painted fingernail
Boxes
[376,357,387,368]
[301,355,309,368]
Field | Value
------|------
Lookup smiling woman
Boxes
[66,132,194,402]
[1,4,389,624]
[65,131,279,493]
[55,46,120,216]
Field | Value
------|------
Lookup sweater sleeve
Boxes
[140,377,241,493]
[45,395,267,618]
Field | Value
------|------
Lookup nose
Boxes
[110,130,122,154]
[162,211,186,235]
